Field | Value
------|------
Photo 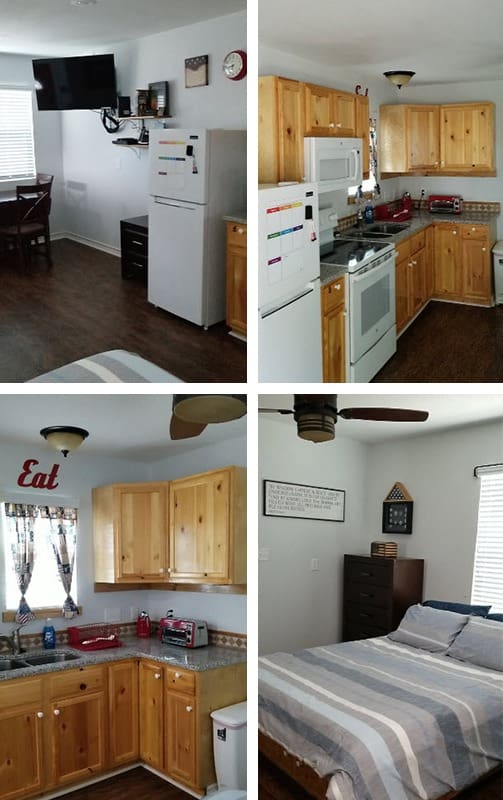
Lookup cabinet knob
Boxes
[186,705,193,713]
[159,568,164,573]
[154,673,161,680]
[37,711,44,719]
[175,671,181,678]
[329,122,335,128]
[233,226,244,234]
[452,230,457,235]
[53,709,61,716]
[471,227,476,231]
[482,247,487,252]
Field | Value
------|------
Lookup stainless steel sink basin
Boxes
[24,652,81,666]
[365,222,410,234]
[0,658,29,671]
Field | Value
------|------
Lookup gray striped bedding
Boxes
[29,350,179,382]
[259,637,503,800]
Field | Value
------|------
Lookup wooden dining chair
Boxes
[0,180,53,270]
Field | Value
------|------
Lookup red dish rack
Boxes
[68,623,123,651]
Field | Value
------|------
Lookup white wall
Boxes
[0,432,247,639]
[61,11,246,252]
[366,419,503,604]
[258,416,370,655]
[0,53,66,234]
[259,414,503,655]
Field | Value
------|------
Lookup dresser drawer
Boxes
[344,623,388,641]
[122,252,148,281]
[346,603,391,628]
[345,558,392,586]
[460,224,488,241]
[165,666,195,695]
[409,230,426,254]
[122,227,148,257]
[0,677,42,710]
[345,581,392,609]
[226,221,247,248]
[322,276,345,313]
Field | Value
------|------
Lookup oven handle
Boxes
[350,254,394,284]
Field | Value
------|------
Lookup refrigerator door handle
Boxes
[260,283,318,319]
[153,198,198,211]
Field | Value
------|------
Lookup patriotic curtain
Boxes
[4,503,38,624]
[39,506,79,619]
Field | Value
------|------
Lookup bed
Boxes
[258,607,503,800]
[28,349,180,382]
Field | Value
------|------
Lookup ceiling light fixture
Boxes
[383,70,416,89]
[40,426,89,458]
[172,394,247,424]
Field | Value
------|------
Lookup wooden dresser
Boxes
[342,554,424,641]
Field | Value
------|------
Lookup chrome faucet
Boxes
[0,626,25,656]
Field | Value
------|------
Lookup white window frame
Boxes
[0,85,37,189]
[471,464,503,614]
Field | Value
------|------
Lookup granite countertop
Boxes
[223,213,247,225]
[0,637,246,682]
[320,211,498,287]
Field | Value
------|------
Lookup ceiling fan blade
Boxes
[258,408,295,415]
[169,415,207,440]
[338,407,429,422]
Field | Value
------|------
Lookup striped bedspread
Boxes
[29,350,179,382]
[259,637,503,800]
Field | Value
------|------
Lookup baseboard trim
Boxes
[37,764,139,799]
[143,764,204,798]
[51,231,120,258]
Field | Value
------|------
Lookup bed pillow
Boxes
[388,604,469,652]
[486,613,503,622]
[423,600,491,617]
[446,616,503,671]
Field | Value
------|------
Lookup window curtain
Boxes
[40,506,79,619]
[4,503,38,624]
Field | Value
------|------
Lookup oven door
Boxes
[349,253,396,363]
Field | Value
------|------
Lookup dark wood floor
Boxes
[374,301,503,382]
[0,239,246,382]
[259,756,503,800]
[61,767,192,799]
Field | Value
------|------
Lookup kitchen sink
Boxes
[24,652,81,666]
[365,222,410,234]
[0,657,29,671]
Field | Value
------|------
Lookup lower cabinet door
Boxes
[139,661,164,771]
[0,707,44,800]
[108,660,139,767]
[49,692,105,787]
[165,692,197,788]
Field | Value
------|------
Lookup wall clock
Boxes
[382,482,413,534]
[223,50,247,81]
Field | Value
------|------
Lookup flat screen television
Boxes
[32,54,117,110]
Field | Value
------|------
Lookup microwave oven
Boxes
[304,136,362,193]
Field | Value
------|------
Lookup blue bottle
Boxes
[364,200,374,223]
[43,621,56,649]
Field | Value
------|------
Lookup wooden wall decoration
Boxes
[382,482,413,534]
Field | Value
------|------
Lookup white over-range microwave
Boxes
[304,136,362,192]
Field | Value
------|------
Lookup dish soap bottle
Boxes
[136,611,151,638]
[43,620,56,649]
[364,197,374,223]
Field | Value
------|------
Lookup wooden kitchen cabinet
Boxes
[165,689,197,787]
[259,75,304,183]
[226,221,247,338]
[460,225,492,304]
[395,230,428,334]
[139,660,165,771]
[93,482,169,583]
[45,665,106,789]
[169,466,246,584]
[433,223,461,299]
[321,276,346,382]
[380,101,494,176]
[0,678,44,800]
[440,103,495,174]
[304,83,356,137]
[108,660,139,767]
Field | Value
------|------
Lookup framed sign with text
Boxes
[263,479,345,522]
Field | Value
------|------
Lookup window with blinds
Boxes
[0,88,36,183]
[471,466,503,614]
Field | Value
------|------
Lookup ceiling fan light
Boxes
[173,394,246,424]
[383,70,415,89]
[40,426,89,458]
[296,413,335,443]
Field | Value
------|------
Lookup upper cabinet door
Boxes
[407,105,439,170]
[332,91,356,136]
[304,83,333,136]
[440,103,495,173]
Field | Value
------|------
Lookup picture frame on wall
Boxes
[263,479,345,522]
[185,55,209,88]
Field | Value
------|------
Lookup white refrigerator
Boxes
[148,128,246,327]
[258,182,322,382]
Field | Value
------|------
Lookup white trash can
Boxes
[211,701,247,793]
[492,241,503,304]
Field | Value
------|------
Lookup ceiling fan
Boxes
[170,394,247,440]
[259,395,429,443]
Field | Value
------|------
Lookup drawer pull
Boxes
[360,592,373,598]
[359,613,371,618]
[232,225,245,234]
[37,711,44,719]
[175,672,181,679]
[186,705,193,712]
[53,709,61,716]
[154,673,161,680]
[80,683,87,691]
[360,572,372,577]
[132,262,143,268]
[131,239,143,246]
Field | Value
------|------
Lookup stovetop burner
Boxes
[320,238,394,273]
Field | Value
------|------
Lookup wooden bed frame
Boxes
[259,730,502,800]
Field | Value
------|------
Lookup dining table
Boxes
[0,189,20,225]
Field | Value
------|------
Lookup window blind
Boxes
[0,88,36,182]
[471,467,503,613]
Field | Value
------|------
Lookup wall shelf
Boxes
[117,116,171,121]
[112,142,149,148]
